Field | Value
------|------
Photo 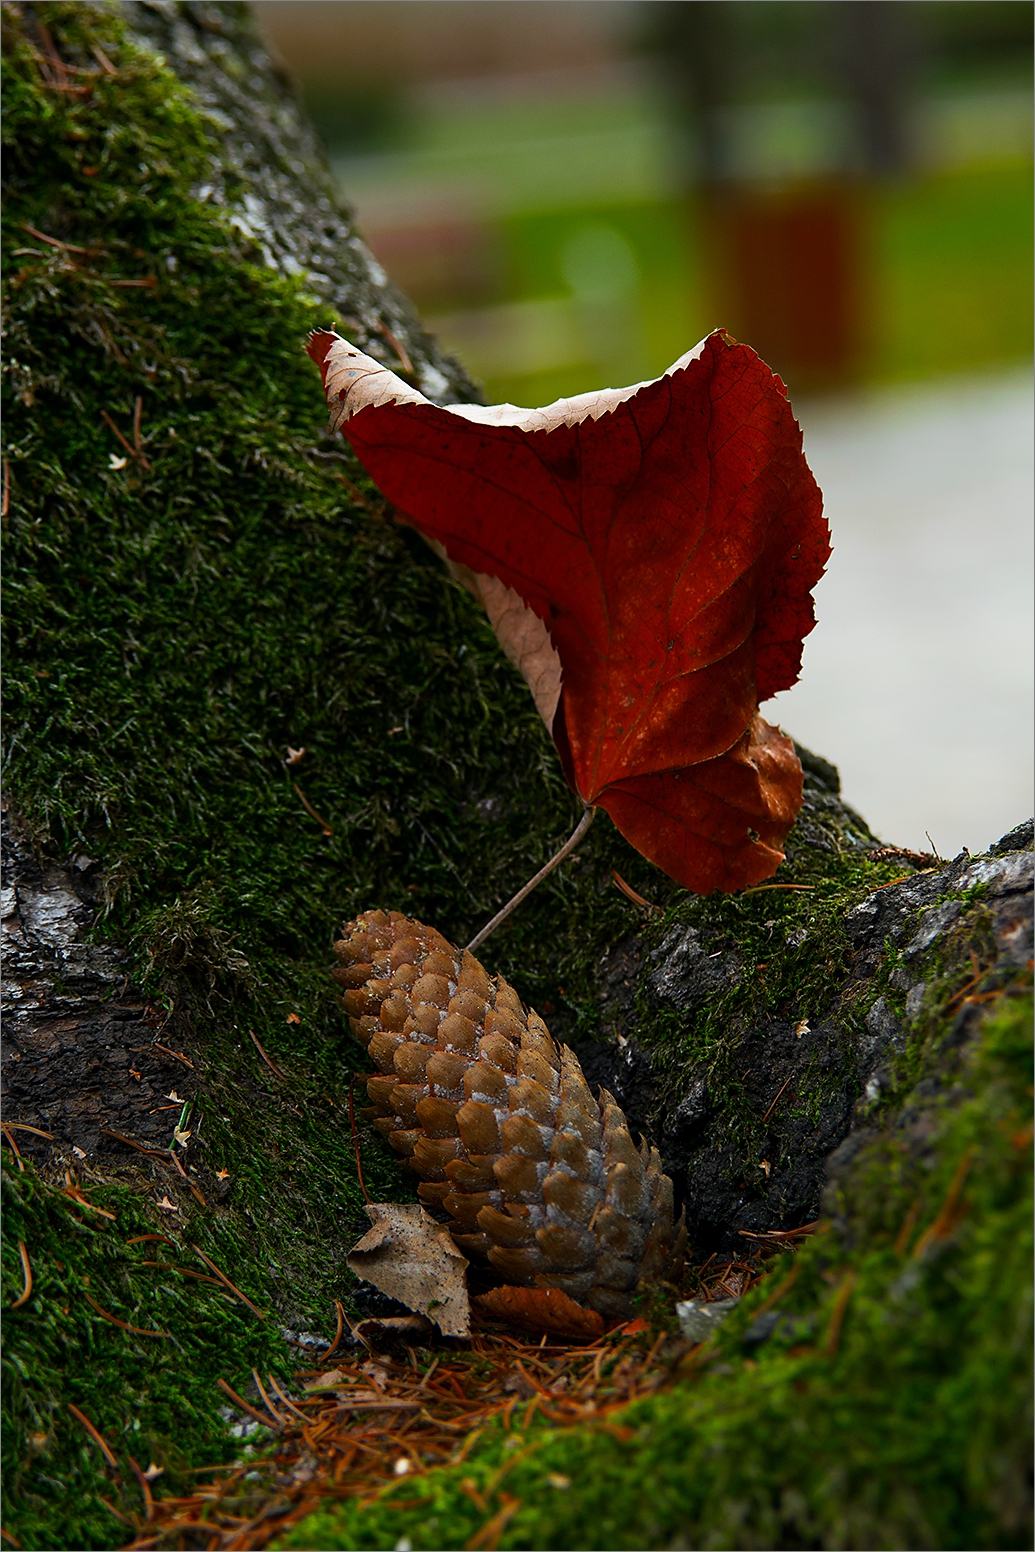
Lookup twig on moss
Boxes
[332,471,383,512]
[912,1148,975,1259]
[101,409,152,471]
[2,1122,55,1139]
[130,1260,224,1286]
[749,1260,801,1321]
[62,1172,117,1220]
[91,43,117,76]
[892,1198,923,1256]
[466,1493,522,1552]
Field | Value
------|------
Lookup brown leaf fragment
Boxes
[347,1203,470,1337]
[474,1285,605,1340]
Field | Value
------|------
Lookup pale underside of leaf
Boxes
[319,333,710,436]
[346,1202,471,1337]
[428,542,563,731]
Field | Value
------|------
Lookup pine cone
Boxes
[333,909,686,1320]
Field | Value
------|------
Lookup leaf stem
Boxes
[466,806,597,954]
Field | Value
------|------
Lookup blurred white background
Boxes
[777,369,1033,855]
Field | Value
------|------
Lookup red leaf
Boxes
[474,1284,605,1340]
[307,330,829,891]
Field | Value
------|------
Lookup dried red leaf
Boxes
[308,330,829,891]
[474,1284,605,1340]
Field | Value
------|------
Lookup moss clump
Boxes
[1,1164,303,1551]
[278,989,1034,1552]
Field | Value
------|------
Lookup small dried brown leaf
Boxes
[347,1203,470,1336]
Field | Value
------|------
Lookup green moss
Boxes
[278,991,1034,1552]
[632,840,905,1155]
[2,1164,296,1551]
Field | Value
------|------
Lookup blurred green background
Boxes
[254,0,1032,406]
[251,0,1032,856]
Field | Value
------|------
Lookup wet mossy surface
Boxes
[2,5,1032,1549]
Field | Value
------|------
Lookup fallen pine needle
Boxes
[252,1369,286,1426]
[97,1496,135,1527]
[822,1270,857,1358]
[323,1299,346,1361]
[466,1493,522,1551]
[100,1128,173,1162]
[248,1028,288,1082]
[82,1289,170,1338]
[742,883,815,896]
[912,1148,976,1259]
[130,1260,226,1286]
[611,870,661,913]
[1,1127,24,1172]
[10,1242,32,1308]
[128,1455,155,1522]
[68,1403,119,1467]
[216,1378,280,1430]
[115,1322,707,1549]
[19,222,96,254]
[267,1374,309,1422]
[193,1247,266,1319]
[152,1043,195,1068]
[761,1074,794,1125]
[2,1122,55,1139]
[62,1179,117,1220]
[292,781,332,835]
[750,1260,801,1321]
